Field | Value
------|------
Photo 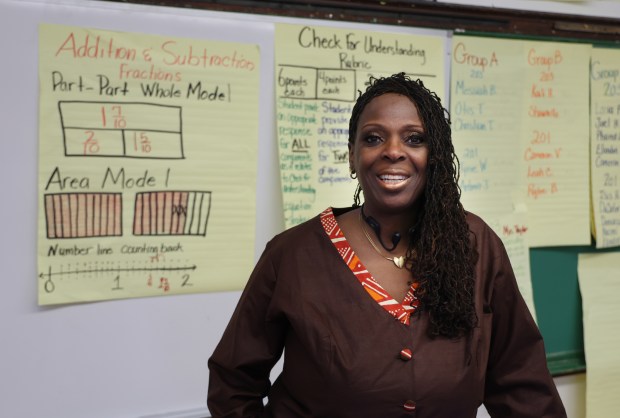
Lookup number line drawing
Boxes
[39,264,197,279]
[39,263,197,294]
[44,192,122,239]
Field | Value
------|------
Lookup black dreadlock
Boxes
[349,73,478,339]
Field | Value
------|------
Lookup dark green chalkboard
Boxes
[532,245,620,376]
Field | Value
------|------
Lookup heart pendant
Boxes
[393,256,405,269]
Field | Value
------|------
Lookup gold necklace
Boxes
[358,210,406,269]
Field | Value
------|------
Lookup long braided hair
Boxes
[349,73,478,338]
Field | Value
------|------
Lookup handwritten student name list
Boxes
[591,48,620,248]
[491,213,536,320]
[520,42,590,247]
[38,24,260,304]
[451,36,591,247]
[275,24,446,227]
[451,38,521,220]
[448,38,537,314]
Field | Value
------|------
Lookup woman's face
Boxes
[349,93,428,216]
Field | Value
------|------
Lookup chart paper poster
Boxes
[37,24,260,305]
[578,252,620,418]
[489,213,537,321]
[275,23,446,227]
[451,36,591,247]
[590,48,620,249]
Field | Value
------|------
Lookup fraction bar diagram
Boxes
[44,192,122,239]
[133,191,212,236]
[59,101,184,159]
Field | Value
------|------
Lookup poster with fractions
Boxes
[451,35,591,247]
[37,24,260,305]
[590,48,620,249]
[275,24,446,227]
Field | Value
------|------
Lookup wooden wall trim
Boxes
[104,0,620,43]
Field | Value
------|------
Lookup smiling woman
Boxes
[348,93,429,222]
[207,73,567,418]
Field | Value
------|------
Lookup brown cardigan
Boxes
[208,208,566,418]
